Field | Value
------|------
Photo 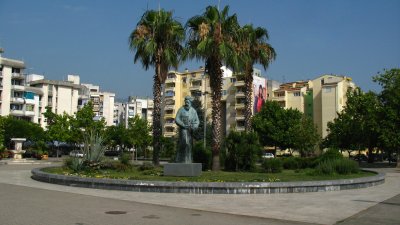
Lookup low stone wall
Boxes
[31,167,385,194]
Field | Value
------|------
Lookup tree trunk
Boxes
[397,149,400,168]
[152,73,162,166]
[367,147,374,163]
[244,66,254,132]
[208,58,223,171]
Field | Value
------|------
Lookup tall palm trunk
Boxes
[152,73,162,166]
[244,66,254,131]
[208,58,223,171]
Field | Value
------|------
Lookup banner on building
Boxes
[253,76,267,114]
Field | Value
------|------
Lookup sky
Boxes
[0,0,399,99]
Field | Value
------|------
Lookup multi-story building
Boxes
[28,74,88,128]
[162,67,267,137]
[270,80,311,112]
[222,68,267,133]
[311,74,355,138]
[0,50,42,122]
[123,96,154,128]
[268,74,355,138]
[82,83,115,126]
[113,102,125,126]
[162,67,211,137]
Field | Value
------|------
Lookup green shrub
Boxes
[139,162,155,171]
[315,158,360,175]
[120,152,132,165]
[261,158,283,173]
[224,131,262,171]
[282,157,301,169]
[319,148,343,161]
[333,158,360,174]
[193,142,212,171]
[315,160,335,175]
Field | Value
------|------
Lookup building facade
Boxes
[123,96,154,128]
[0,51,42,122]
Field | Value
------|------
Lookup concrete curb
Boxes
[31,167,385,194]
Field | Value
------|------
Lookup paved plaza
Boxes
[0,162,399,225]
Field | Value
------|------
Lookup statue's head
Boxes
[184,96,193,109]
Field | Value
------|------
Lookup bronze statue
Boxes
[175,96,199,163]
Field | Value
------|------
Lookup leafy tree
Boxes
[224,131,262,171]
[127,115,152,159]
[2,116,45,148]
[293,116,320,157]
[70,102,106,145]
[129,9,184,165]
[343,88,380,163]
[104,124,129,151]
[234,24,276,131]
[186,5,239,170]
[373,68,400,167]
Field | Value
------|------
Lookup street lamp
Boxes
[202,69,208,151]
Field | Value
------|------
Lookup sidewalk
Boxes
[0,163,399,225]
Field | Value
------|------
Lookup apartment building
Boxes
[0,51,42,122]
[270,80,311,112]
[123,96,154,128]
[162,67,267,137]
[28,74,88,128]
[222,68,267,133]
[268,74,355,138]
[162,67,212,137]
[312,74,355,138]
[82,83,115,126]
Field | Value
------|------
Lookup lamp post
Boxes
[202,70,208,151]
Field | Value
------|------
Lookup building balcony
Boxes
[24,111,35,116]
[190,77,202,82]
[164,113,174,119]
[235,115,245,120]
[165,86,175,92]
[164,95,175,101]
[164,105,175,110]
[189,85,202,91]
[235,126,245,132]
[235,92,245,98]
[164,131,176,137]
[164,122,175,128]
[11,85,25,91]
[25,99,35,104]
[11,97,25,104]
[11,73,25,79]
[165,78,176,83]
[235,103,245,109]
[270,95,285,101]
[234,81,245,87]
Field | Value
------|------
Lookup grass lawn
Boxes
[43,165,375,183]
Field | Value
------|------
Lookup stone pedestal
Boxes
[163,163,202,177]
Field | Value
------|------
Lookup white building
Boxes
[82,83,116,126]
[0,50,42,122]
[124,96,153,128]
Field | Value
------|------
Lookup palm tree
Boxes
[186,5,239,171]
[235,25,276,131]
[129,9,184,165]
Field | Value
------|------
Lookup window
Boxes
[323,87,332,93]
[230,78,236,83]
[223,90,227,96]
[182,77,187,83]
[293,92,301,97]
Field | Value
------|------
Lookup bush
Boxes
[261,158,283,173]
[315,158,360,175]
[120,152,132,165]
[193,142,212,171]
[281,157,317,170]
[139,162,155,171]
[319,148,343,162]
[224,131,262,171]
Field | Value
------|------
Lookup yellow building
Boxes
[162,67,211,137]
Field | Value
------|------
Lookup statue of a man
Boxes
[175,96,199,163]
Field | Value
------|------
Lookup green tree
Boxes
[127,115,152,159]
[293,116,320,157]
[104,124,129,151]
[344,88,380,163]
[224,131,262,171]
[373,68,400,167]
[129,9,184,166]
[186,5,239,170]
[70,102,106,145]
[235,24,276,131]
[2,116,45,148]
